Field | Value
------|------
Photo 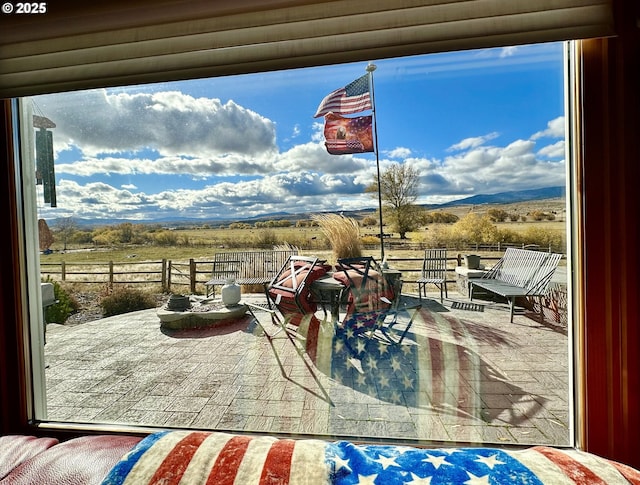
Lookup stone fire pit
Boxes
[157,294,248,330]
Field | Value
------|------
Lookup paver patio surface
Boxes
[44,292,570,447]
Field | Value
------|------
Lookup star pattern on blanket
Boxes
[328,443,545,485]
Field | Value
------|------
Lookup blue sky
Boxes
[33,42,566,222]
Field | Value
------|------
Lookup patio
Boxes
[44,290,570,447]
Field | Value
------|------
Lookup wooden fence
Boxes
[40,253,511,294]
[40,260,170,288]
[39,249,567,326]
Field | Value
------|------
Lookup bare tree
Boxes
[366,163,422,239]
[55,217,78,251]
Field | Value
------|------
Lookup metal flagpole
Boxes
[366,62,385,262]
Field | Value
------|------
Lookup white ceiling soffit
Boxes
[0,0,614,98]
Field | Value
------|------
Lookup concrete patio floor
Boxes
[44,291,571,447]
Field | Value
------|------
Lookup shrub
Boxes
[449,213,499,245]
[521,226,565,251]
[424,224,465,249]
[487,208,509,222]
[253,229,280,248]
[528,210,555,222]
[43,278,80,324]
[423,211,459,224]
[495,227,520,245]
[100,286,157,317]
[360,235,381,245]
[361,215,378,226]
[154,231,178,246]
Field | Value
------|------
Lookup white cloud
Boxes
[385,147,412,159]
[55,154,276,178]
[447,132,500,152]
[40,128,565,222]
[532,116,565,139]
[500,46,519,58]
[34,89,277,159]
[537,140,565,158]
[433,139,564,198]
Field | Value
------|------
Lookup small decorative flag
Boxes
[323,113,374,155]
[314,74,372,118]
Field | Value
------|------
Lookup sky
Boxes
[32,42,567,223]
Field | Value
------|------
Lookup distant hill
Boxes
[439,186,565,207]
[53,186,566,228]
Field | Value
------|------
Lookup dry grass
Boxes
[312,213,362,261]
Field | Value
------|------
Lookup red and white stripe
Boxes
[120,431,330,485]
[507,446,640,484]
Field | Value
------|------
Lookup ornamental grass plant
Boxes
[312,213,362,261]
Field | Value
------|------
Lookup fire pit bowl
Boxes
[157,296,248,330]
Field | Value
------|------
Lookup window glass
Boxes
[26,42,570,446]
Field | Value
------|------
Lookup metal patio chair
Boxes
[416,248,448,303]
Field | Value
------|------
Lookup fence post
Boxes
[167,260,172,293]
[61,261,66,281]
[190,259,196,294]
[109,261,114,285]
[160,258,167,292]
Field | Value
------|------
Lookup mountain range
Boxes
[438,186,564,207]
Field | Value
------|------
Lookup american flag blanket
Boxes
[101,430,640,484]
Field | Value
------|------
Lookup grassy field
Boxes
[43,198,567,266]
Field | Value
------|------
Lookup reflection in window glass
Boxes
[29,42,570,446]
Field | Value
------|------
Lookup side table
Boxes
[455,266,487,297]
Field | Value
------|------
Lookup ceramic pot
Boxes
[221,278,241,306]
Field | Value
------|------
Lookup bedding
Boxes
[101,430,640,484]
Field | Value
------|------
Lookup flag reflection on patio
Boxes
[296,306,547,424]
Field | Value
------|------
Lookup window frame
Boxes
[11,43,580,443]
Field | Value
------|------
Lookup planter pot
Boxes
[167,294,191,311]
[464,254,481,270]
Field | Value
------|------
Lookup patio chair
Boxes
[247,255,329,350]
[246,255,333,404]
[334,257,420,358]
[267,255,329,326]
[416,248,448,303]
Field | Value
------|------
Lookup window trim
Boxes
[0,0,614,98]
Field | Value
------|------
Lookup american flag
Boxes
[102,430,640,484]
[314,75,372,118]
